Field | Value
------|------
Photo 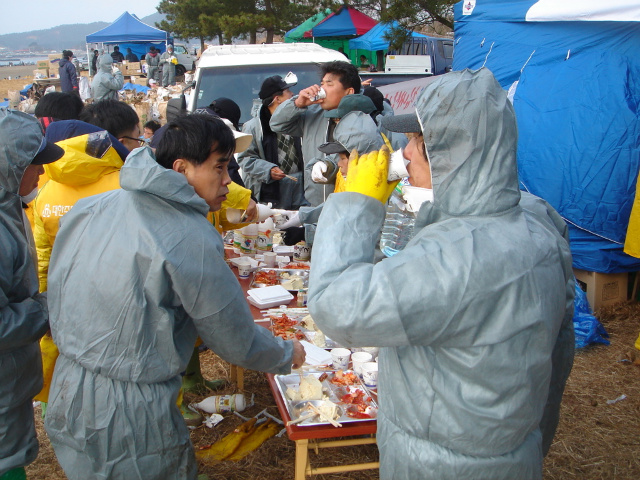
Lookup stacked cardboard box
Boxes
[574,269,629,310]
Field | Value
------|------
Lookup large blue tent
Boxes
[454,0,640,273]
[86,11,167,44]
[348,22,426,51]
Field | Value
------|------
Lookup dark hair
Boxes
[78,100,140,139]
[155,114,235,170]
[320,61,361,92]
[208,97,241,130]
[34,92,84,120]
[144,120,161,133]
[62,50,73,59]
[113,46,120,51]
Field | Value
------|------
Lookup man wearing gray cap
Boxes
[238,74,305,209]
[0,108,64,480]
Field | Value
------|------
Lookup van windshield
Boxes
[195,64,327,126]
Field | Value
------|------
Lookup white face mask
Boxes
[21,187,38,204]
[387,148,410,181]
[401,185,433,213]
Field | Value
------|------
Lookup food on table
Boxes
[254,269,279,286]
[341,388,375,419]
[285,375,324,402]
[283,262,310,269]
[269,313,305,340]
[280,272,304,290]
[330,370,359,386]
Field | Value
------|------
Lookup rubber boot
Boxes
[0,467,26,480]
[182,347,226,395]
[177,387,204,427]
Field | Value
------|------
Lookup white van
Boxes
[188,43,348,126]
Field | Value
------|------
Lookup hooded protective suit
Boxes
[91,54,124,101]
[308,69,574,479]
[44,147,294,480]
[270,100,338,206]
[0,109,49,475]
[298,110,383,245]
[238,104,305,209]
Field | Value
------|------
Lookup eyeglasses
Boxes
[120,136,146,147]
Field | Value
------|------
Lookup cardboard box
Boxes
[131,76,149,86]
[574,269,629,310]
[35,68,49,77]
[37,60,49,69]
[126,62,141,71]
[80,70,90,77]
[48,54,60,62]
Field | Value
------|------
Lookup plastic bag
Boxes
[573,281,610,349]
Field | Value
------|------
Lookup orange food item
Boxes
[269,314,304,340]
[330,371,358,386]
[254,270,279,285]
[283,262,310,270]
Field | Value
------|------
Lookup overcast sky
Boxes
[1,0,160,36]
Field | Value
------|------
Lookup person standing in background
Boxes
[90,50,99,77]
[58,50,78,95]
[110,46,124,63]
[160,45,177,87]
[125,48,139,63]
[145,47,160,86]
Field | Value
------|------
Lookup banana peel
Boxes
[196,418,257,464]
[34,332,59,403]
[196,417,280,464]
[226,419,280,461]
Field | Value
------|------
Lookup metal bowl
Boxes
[291,400,343,424]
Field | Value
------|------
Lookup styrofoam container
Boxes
[247,285,293,309]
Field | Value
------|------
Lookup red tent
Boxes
[305,6,377,38]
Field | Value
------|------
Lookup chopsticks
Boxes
[308,403,342,427]
[284,174,298,182]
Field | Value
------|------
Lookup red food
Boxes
[345,408,373,419]
[283,262,310,270]
[330,371,358,386]
[269,314,301,340]
[254,270,279,285]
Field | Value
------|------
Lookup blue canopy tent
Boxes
[348,22,426,51]
[86,11,169,60]
[454,0,640,273]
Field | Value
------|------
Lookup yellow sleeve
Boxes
[33,203,53,292]
[624,174,640,258]
[217,182,253,232]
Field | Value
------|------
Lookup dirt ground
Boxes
[24,300,640,480]
[0,65,38,100]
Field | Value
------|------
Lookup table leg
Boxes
[295,439,309,480]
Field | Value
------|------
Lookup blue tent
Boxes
[349,22,426,51]
[454,0,640,273]
[309,6,377,38]
[86,12,167,44]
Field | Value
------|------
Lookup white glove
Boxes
[311,161,329,183]
[112,65,120,74]
[273,210,300,229]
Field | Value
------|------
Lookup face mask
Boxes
[21,187,38,204]
[401,185,433,213]
[388,148,410,181]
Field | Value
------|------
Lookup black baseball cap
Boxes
[318,141,348,155]
[32,137,64,165]
[259,75,297,100]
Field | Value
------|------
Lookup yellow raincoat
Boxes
[623,172,640,258]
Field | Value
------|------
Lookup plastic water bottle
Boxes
[379,187,416,258]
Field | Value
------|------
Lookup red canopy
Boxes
[305,6,377,38]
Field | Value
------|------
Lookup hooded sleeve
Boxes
[237,120,277,184]
[0,224,49,350]
[269,97,306,137]
[169,228,293,374]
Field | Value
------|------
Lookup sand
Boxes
[0,65,40,101]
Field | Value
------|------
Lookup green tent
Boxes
[285,9,333,42]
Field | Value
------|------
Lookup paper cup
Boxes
[237,263,252,278]
[387,149,410,181]
[330,348,351,370]
[293,243,311,261]
[226,208,245,224]
[351,351,373,376]
[361,362,379,388]
[361,347,379,361]
[263,251,277,267]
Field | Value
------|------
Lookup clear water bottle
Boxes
[379,187,416,257]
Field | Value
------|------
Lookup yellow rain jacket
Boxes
[623,172,640,258]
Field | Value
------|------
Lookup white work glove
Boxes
[273,210,300,229]
[278,211,302,229]
[311,161,329,183]
[111,65,120,74]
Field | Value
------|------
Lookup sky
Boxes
[0,0,160,36]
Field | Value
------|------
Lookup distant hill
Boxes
[0,13,166,52]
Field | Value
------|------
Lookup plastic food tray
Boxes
[251,268,309,292]
[274,371,378,427]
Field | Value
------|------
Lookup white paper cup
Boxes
[351,351,373,376]
[330,348,351,370]
[293,243,311,261]
[263,251,277,267]
[237,264,252,278]
[226,208,245,223]
[361,362,379,388]
[361,347,379,361]
[387,149,410,181]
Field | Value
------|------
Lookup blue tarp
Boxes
[121,83,150,94]
[86,11,167,44]
[348,22,426,51]
[454,0,640,273]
